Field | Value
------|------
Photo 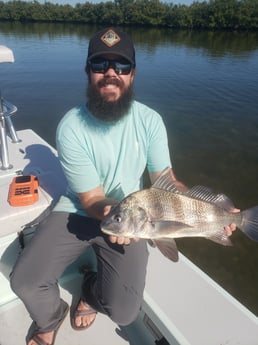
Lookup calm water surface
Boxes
[1,22,258,315]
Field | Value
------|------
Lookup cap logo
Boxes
[101,29,121,47]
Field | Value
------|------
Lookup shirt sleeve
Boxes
[56,112,100,194]
[146,112,172,172]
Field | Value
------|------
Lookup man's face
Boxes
[86,54,135,122]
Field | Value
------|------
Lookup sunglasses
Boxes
[88,59,134,75]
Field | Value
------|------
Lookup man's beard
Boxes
[87,77,134,122]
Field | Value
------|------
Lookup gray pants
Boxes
[10,211,149,332]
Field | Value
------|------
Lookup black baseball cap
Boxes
[87,28,135,66]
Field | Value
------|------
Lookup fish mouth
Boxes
[100,226,111,234]
[101,226,132,238]
[100,225,117,236]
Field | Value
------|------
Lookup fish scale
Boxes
[137,189,222,225]
[134,189,238,237]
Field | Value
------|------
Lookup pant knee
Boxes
[10,269,27,297]
[10,267,38,301]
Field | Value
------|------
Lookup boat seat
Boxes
[0,45,14,63]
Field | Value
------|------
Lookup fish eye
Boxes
[114,215,122,223]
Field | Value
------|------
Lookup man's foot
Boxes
[27,301,69,345]
[28,332,54,345]
[71,300,97,330]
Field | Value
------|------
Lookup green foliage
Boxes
[0,0,257,29]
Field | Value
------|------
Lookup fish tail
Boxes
[240,206,258,242]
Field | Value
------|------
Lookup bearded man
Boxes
[10,28,236,345]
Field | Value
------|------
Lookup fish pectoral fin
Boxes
[153,220,191,235]
[152,238,179,262]
[147,239,156,248]
[208,232,233,246]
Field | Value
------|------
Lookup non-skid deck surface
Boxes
[0,288,132,345]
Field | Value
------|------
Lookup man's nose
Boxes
[104,66,118,76]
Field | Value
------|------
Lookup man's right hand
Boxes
[108,235,140,245]
[109,235,131,245]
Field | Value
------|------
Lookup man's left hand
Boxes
[224,208,240,236]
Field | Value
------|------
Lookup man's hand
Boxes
[108,235,140,245]
[224,208,240,236]
[109,236,131,245]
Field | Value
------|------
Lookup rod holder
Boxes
[0,96,19,170]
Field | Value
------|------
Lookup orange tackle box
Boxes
[8,175,39,206]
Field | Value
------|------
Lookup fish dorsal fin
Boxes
[151,169,235,211]
[185,185,235,211]
[151,168,181,194]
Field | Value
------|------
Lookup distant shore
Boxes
[0,0,257,30]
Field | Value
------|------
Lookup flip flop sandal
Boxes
[71,300,97,331]
[28,301,69,345]
[29,334,50,345]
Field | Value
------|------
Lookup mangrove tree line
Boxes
[0,0,257,30]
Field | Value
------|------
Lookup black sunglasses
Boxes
[88,59,134,75]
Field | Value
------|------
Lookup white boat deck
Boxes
[0,129,67,237]
[1,129,258,345]
[145,248,258,345]
[0,290,133,345]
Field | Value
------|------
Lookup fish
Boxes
[101,168,258,262]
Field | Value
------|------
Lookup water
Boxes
[1,22,258,315]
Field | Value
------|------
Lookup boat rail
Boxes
[0,45,20,170]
